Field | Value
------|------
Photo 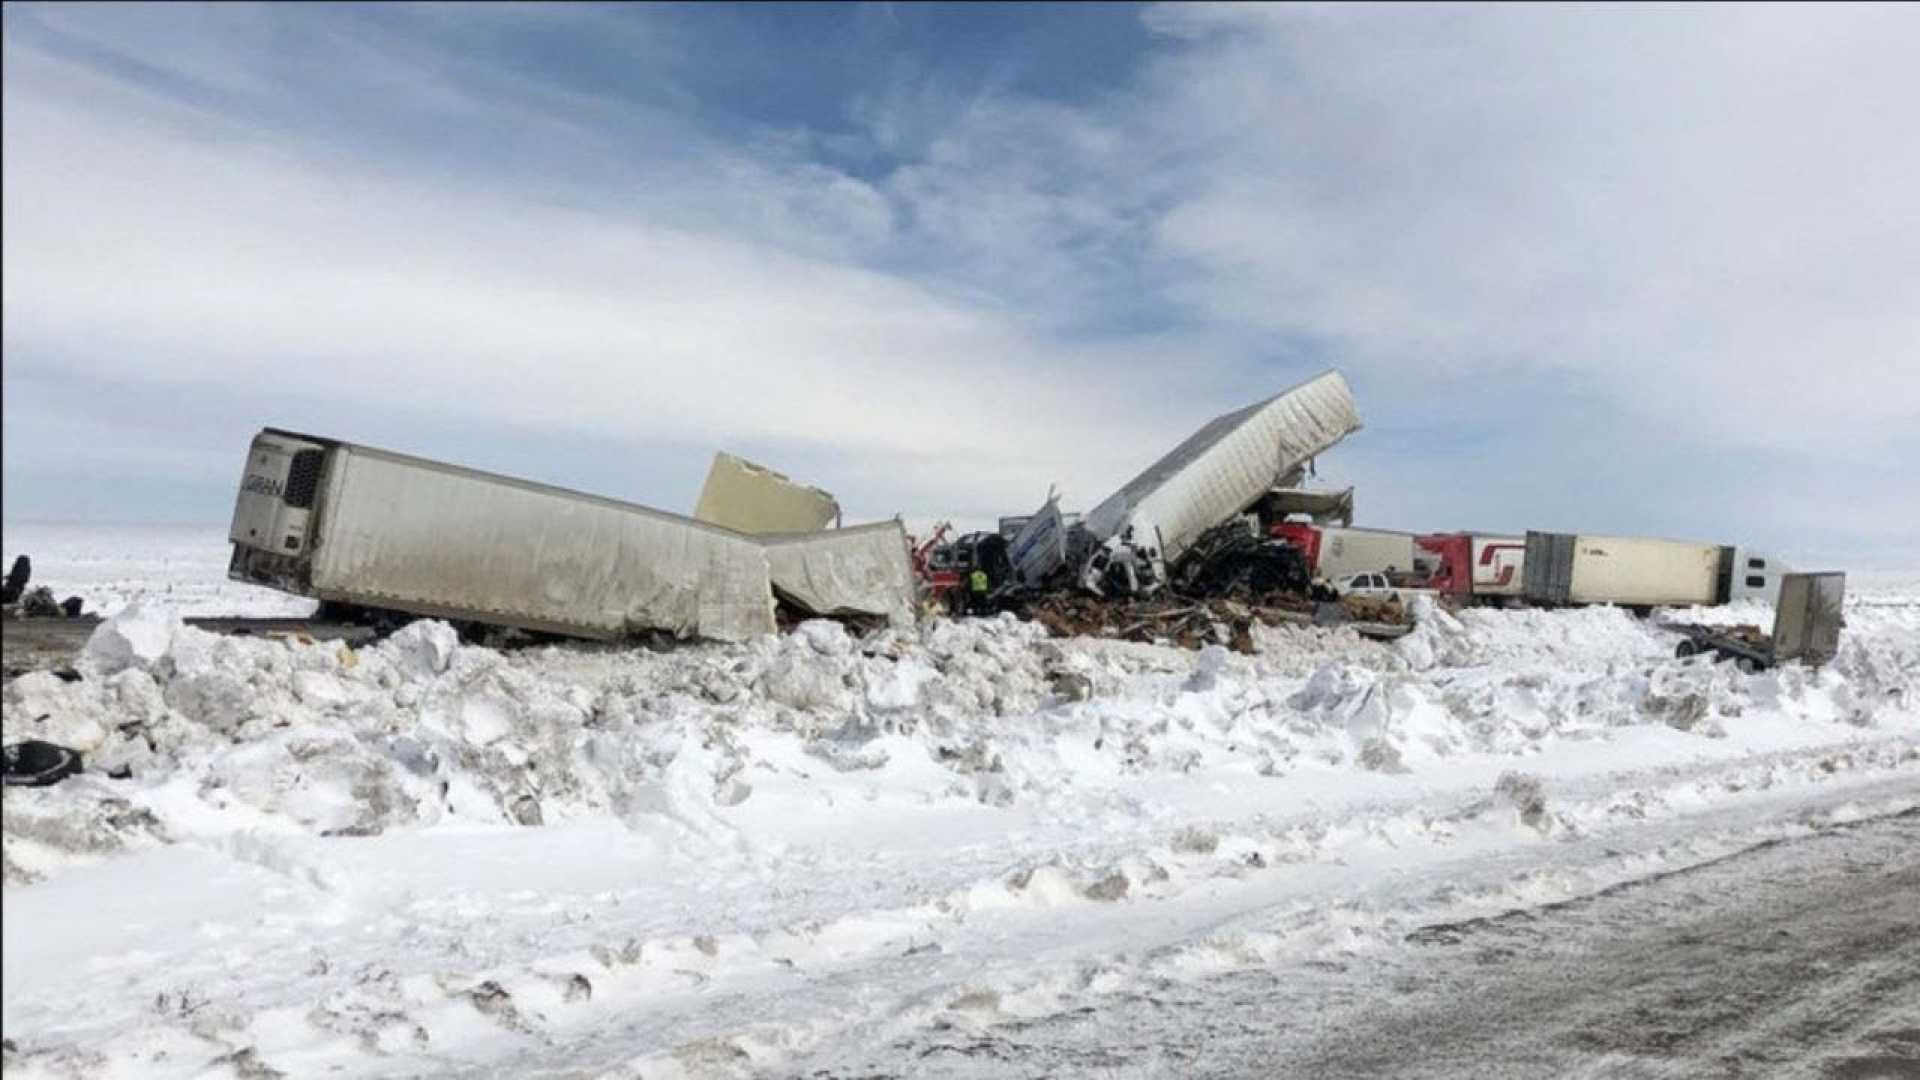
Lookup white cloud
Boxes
[0,33,1240,527]
[1134,3,1920,449]
[4,4,1916,560]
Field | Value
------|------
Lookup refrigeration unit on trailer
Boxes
[228,429,779,642]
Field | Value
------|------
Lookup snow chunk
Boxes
[384,620,460,677]
[761,655,853,713]
[81,601,180,675]
[864,658,938,711]
[2,672,109,753]
[793,619,854,657]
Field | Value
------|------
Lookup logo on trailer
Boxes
[1477,542,1524,586]
[242,474,284,498]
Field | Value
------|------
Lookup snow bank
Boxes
[6,594,1914,888]
[4,582,1917,1076]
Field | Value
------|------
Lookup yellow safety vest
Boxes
[969,569,989,593]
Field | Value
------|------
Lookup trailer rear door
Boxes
[1523,531,1576,604]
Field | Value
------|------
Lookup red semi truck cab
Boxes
[1416,534,1472,598]
[1270,522,1322,573]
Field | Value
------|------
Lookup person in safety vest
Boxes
[968,567,991,616]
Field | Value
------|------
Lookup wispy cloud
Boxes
[4,3,1916,563]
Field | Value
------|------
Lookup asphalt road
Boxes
[799,807,1920,1079]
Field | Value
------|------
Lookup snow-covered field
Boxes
[2,528,1917,1078]
[1,523,318,618]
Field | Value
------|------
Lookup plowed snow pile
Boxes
[4,581,1917,1078]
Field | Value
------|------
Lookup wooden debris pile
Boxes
[1017,592,1327,653]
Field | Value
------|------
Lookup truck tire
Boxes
[1675,639,1699,659]
[3,740,83,787]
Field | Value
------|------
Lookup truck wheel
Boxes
[1675,640,1698,659]
[1735,657,1756,674]
[3,740,83,787]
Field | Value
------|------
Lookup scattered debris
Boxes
[1171,519,1312,598]
[1665,572,1847,671]
[2,555,30,604]
[0,556,88,621]
[1021,593,1313,653]
[1049,671,1093,702]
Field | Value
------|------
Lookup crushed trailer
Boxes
[226,429,916,644]
[759,520,918,627]
[1671,572,1846,671]
[1073,370,1362,597]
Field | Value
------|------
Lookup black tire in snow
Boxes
[2,740,84,787]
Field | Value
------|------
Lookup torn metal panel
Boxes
[758,521,917,626]
[998,511,1082,541]
[1082,370,1363,566]
[1007,491,1070,587]
[693,452,841,535]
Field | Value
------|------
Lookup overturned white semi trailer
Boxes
[227,429,912,643]
[1065,370,1363,592]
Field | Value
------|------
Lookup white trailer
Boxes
[1078,370,1362,591]
[1315,527,1418,581]
[228,429,778,641]
[1524,532,1721,608]
[1523,532,1792,609]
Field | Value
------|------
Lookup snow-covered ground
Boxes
[2,530,1916,1078]
[1,523,318,618]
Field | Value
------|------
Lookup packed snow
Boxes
[2,540,1917,1078]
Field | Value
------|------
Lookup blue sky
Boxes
[4,2,1917,566]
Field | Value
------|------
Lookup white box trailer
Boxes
[1520,526,1735,607]
[1523,531,1792,609]
[1081,370,1362,570]
[1524,532,1723,608]
[228,429,778,642]
[1315,527,1418,581]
